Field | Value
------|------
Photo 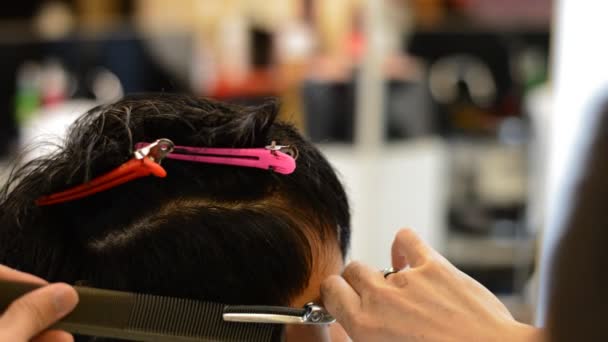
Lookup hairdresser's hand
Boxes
[321,229,545,342]
[0,265,78,342]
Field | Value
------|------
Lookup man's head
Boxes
[0,94,350,312]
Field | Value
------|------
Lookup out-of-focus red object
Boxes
[208,69,281,99]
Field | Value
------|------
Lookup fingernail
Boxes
[53,285,77,316]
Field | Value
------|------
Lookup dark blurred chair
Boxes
[546,98,608,341]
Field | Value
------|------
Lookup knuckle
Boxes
[384,289,406,304]
[364,292,382,307]
[417,261,435,277]
[388,271,409,288]
[367,276,382,291]
[425,255,440,267]
[13,297,47,331]
[428,256,452,277]
[342,262,363,281]
[420,255,441,270]
[365,286,391,305]
[344,261,363,274]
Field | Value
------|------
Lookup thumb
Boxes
[0,283,78,340]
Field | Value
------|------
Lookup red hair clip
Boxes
[36,139,175,206]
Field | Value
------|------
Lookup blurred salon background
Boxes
[3,0,605,327]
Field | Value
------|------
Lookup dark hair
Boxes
[0,94,350,310]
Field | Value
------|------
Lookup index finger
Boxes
[320,275,360,332]
[0,264,47,285]
[391,228,435,269]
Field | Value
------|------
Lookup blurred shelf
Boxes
[446,233,536,268]
[413,20,550,35]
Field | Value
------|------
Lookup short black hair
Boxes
[0,94,350,309]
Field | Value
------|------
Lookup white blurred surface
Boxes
[525,85,551,236]
[322,138,448,268]
[19,100,97,161]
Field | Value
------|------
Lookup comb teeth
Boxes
[0,280,281,342]
[127,294,280,341]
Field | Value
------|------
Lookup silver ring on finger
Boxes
[382,267,398,278]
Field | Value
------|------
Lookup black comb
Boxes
[0,280,281,341]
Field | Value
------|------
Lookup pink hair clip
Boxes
[134,140,297,175]
[36,139,297,206]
